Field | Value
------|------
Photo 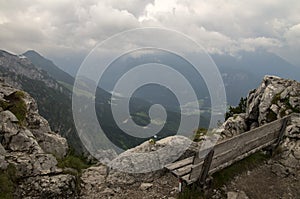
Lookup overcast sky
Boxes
[0,0,300,69]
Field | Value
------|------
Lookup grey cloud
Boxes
[0,0,299,66]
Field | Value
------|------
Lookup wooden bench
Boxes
[165,113,297,187]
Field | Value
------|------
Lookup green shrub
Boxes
[56,150,91,194]
[266,110,277,122]
[1,91,27,124]
[57,147,91,173]
[193,128,208,142]
[178,184,203,199]
[225,97,247,120]
[57,154,90,173]
[0,164,17,199]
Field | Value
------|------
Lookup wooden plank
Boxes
[199,149,214,184]
[213,119,282,158]
[189,163,203,181]
[274,117,288,147]
[210,130,278,170]
[182,174,190,182]
[209,139,277,174]
[173,164,193,177]
[214,119,282,155]
[188,149,208,181]
[165,156,194,171]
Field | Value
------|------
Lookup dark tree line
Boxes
[225,97,247,120]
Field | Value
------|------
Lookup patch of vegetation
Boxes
[57,149,90,173]
[282,98,300,114]
[178,184,204,199]
[271,93,300,118]
[56,149,92,194]
[211,152,269,188]
[266,110,277,122]
[1,91,27,124]
[0,164,18,199]
[0,99,9,110]
[271,92,281,104]
[193,128,208,142]
[225,97,247,120]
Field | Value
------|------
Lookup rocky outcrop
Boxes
[0,80,75,198]
[218,75,300,139]
[270,114,300,177]
[218,113,248,139]
[217,75,300,186]
[246,75,300,125]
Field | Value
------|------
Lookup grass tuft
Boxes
[0,164,17,199]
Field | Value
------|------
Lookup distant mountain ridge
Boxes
[211,50,300,105]
[49,50,300,106]
[23,50,74,86]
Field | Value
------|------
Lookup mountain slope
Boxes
[212,50,300,105]
[0,50,85,153]
[24,51,209,149]
[23,50,74,86]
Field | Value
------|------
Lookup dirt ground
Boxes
[226,163,300,199]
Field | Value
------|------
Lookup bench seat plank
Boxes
[165,156,194,171]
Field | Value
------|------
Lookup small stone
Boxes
[270,104,279,114]
[140,182,153,190]
[227,191,238,199]
[102,188,114,195]
[271,163,289,177]
[0,110,19,123]
[237,191,249,199]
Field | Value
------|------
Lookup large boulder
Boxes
[80,136,191,198]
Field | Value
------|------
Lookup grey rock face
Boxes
[0,81,68,158]
[218,76,300,141]
[17,174,76,199]
[270,114,300,177]
[0,81,75,198]
[246,76,300,125]
[227,191,249,199]
[218,114,248,139]
[215,76,300,185]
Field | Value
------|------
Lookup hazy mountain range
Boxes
[46,50,300,106]
[1,48,299,153]
[1,49,209,154]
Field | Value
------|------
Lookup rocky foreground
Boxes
[0,75,299,198]
[0,79,76,198]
